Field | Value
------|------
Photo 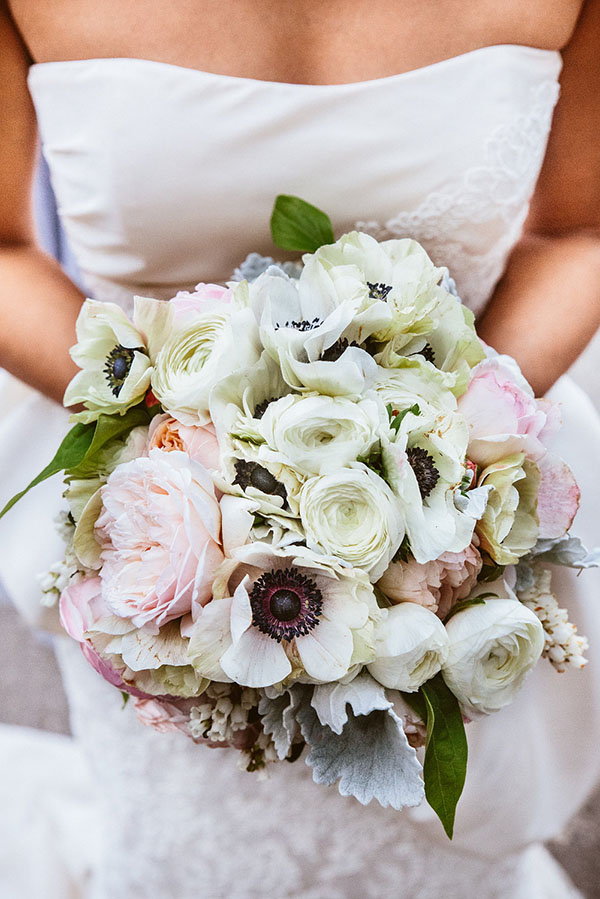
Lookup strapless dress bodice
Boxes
[28,44,561,315]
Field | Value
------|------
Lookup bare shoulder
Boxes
[529,0,600,233]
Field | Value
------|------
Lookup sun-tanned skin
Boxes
[1,0,599,400]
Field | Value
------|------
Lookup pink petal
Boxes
[536,452,581,540]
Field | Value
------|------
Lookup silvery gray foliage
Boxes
[515,535,600,592]
[310,672,393,734]
[231,252,302,283]
[294,684,425,810]
[440,268,460,299]
[529,535,600,568]
[258,688,303,760]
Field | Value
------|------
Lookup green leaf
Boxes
[68,406,150,478]
[443,596,489,623]
[270,194,335,253]
[0,421,95,519]
[387,402,421,434]
[420,674,468,839]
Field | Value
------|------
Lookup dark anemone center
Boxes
[320,337,361,362]
[250,567,323,642]
[407,446,440,500]
[104,345,142,397]
[418,343,436,365]
[253,396,278,420]
[270,589,302,622]
[274,317,323,331]
[367,281,392,301]
[233,460,287,503]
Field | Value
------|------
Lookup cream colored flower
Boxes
[64,300,151,422]
[476,453,540,565]
[442,593,544,716]
[299,465,405,581]
[367,602,450,691]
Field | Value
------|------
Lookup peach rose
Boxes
[148,413,220,470]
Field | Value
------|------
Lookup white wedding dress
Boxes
[1,43,599,898]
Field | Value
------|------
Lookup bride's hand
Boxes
[0,6,84,405]
[477,0,600,396]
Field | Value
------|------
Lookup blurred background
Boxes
[0,157,599,897]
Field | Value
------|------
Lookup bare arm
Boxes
[0,4,84,404]
[477,0,600,396]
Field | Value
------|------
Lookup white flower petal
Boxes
[220,628,292,687]
[296,618,354,682]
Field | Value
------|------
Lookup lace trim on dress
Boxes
[355,80,560,316]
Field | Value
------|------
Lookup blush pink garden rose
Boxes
[148,413,221,470]
[170,283,232,323]
[458,356,560,467]
[59,577,150,698]
[132,697,192,736]
[377,541,483,620]
[95,448,224,632]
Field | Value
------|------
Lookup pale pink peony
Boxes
[60,577,150,697]
[458,356,557,467]
[377,542,483,619]
[171,282,232,323]
[148,414,220,470]
[133,697,192,736]
[96,449,224,631]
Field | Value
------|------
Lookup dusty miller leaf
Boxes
[295,686,424,810]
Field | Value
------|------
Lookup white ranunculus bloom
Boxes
[64,300,152,422]
[373,360,458,429]
[367,602,450,691]
[257,393,383,477]
[442,595,544,716]
[476,453,541,565]
[151,305,260,426]
[299,465,405,581]
[240,266,389,396]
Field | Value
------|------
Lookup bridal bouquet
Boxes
[4,196,598,838]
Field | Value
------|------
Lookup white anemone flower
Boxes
[367,602,450,691]
[238,267,390,396]
[382,410,477,563]
[299,465,405,582]
[188,544,381,688]
[64,300,152,422]
[304,231,445,349]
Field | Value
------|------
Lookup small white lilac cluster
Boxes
[48,227,593,803]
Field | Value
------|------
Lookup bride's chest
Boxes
[29,47,560,315]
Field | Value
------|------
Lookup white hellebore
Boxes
[188,544,380,688]
[367,603,450,691]
[258,393,382,476]
[64,300,152,422]
[442,595,544,716]
[299,465,405,582]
